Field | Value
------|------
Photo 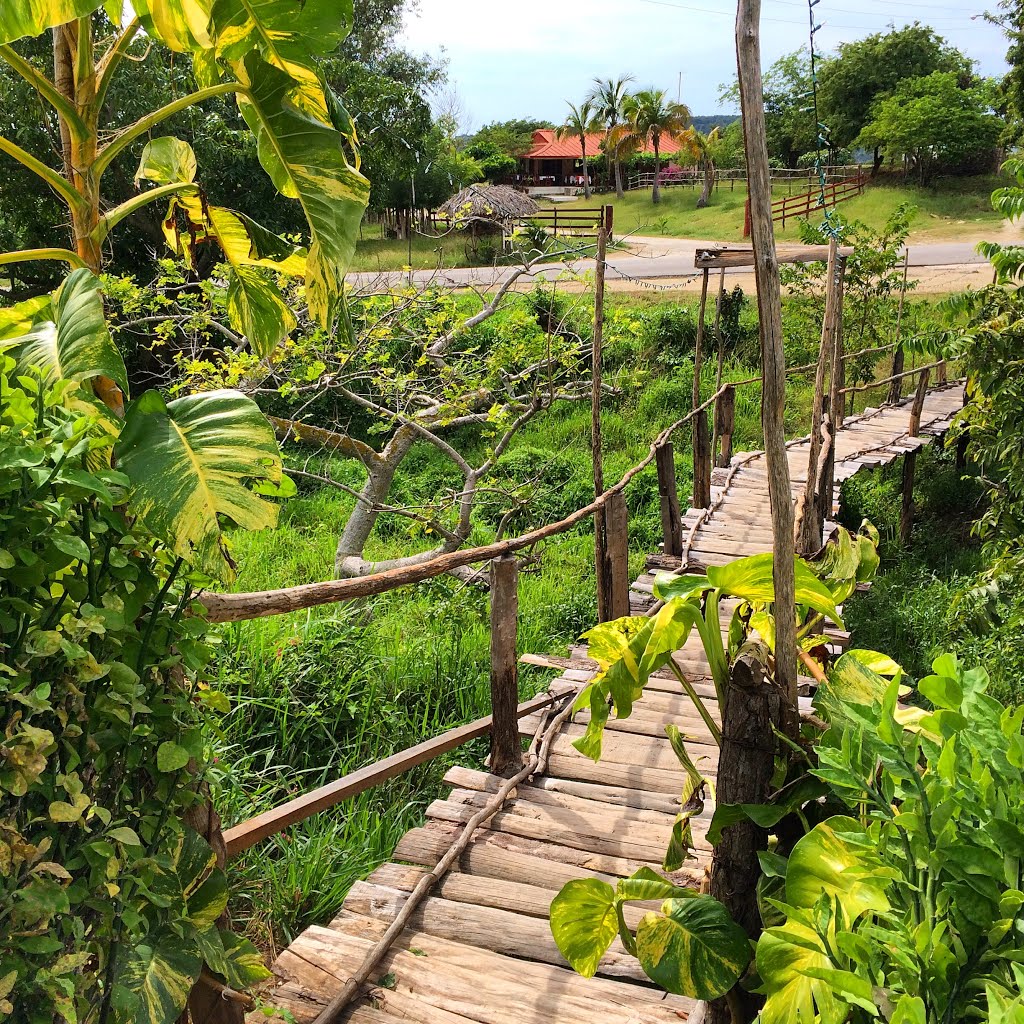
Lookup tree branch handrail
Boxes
[839,360,945,395]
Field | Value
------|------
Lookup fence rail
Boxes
[626,165,864,193]
[743,173,866,237]
[517,204,613,237]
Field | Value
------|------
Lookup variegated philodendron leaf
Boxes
[635,895,751,999]
[1,269,128,413]
[113,931,203,1024]
[114,388,283,581]
[136,136,198,186]
[0,0,105,43]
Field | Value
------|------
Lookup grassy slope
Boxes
[555,175,1009,244]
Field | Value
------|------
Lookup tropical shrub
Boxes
[0,270,289,1019]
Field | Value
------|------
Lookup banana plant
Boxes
[0,0,369,346]
[1,268,286,580]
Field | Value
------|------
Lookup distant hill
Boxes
[691,114,739,133]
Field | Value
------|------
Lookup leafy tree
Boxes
[818,23,974,174]
[555,100,602,199]
[857,71,1003,183]
[678,126,721,208]
[616,89,691,204]
[466,117,552,181]
[990,0,1024,145]
[587,74,636,199]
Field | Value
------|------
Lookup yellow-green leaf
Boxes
[114,389,282,581]
[549,878,618,978]
[0,0,105,44]
[136,136,197,186]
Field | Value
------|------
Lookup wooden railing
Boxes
[743,172,866,237]
[627,165,864,193]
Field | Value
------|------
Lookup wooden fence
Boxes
[626,164,864,194]
[516,204,613,238]
[743,172,866,237]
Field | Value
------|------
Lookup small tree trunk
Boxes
[614,153,625,199]
[582,150,592,199]
[652,139,661,204]
[708,654,781,1024]
[697,156,714,208]
[736,0,799,728]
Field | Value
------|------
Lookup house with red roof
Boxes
[515,128,688,192]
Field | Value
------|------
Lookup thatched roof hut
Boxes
[439,185,540,233]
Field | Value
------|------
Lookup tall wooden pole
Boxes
[711,268,728,461]
[592,228,612,621]
[692,268,711,507]
[796,236,839,555]
[886,249,910,405]
[488,556,523,776]
[736,0,798,721]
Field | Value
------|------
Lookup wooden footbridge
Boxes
[219,375,964,1024]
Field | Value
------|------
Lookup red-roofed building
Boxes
[515,128,687,191]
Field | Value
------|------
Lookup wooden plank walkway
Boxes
[255,382,965,1024]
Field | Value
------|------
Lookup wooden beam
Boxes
[592,226,609,623]
[694,243,853,269]
[603,489,630,620]
[222,690,564,858]
[714,384,736,469]
[489,556,523,776]
[908,367,931,437]
[693,408,712,508]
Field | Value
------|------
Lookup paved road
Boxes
[347,238,993,292]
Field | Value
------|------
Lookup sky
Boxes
[398,0,1009,130]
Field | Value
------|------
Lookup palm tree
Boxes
[587,75,635,199]
[555,100,602,199]
[618,89,692,204]
[679,126,721,208]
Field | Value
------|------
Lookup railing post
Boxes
[656,443,684,557]
[600,490,630,620]
[743,197,751,238]
[693,408,713,508]
[714,384,736,468]
[908,367,930,437]
[604,203,614,237]
[489,555,523,776]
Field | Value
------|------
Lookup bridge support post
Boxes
[714,384,736,468]
[599,490,630,621]
[900,369,931,546]
[489,555,523,776]
[656,443,684,558]
[693,408,713,508]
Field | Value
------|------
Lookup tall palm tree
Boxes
[555,100,602,199]
[587,74,635,199]
[618,89,692,204]
[679,126,721,208]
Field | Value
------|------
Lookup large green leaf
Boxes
[131,0,214,51]
[785,816,892,923]
[0,294,52,342]
[235,53,369,324]
[0,0,105,44]
[114,931,202,1024]
[3,269,128,403]
[706,553,843,625]
[114,388,282,580]
[549,878,619,978]
[634,895,751,999]
[757,920,846,1024]
[227,265,297,356]
[136,136,198,186]
[196,929,271,989]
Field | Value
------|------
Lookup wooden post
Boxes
[886,249,909,405]
[828,257,847,429]
[592,227,610,621]
[736,0,799,723]
[488,556,523,776]
[711,268,728,459]
[693,408,713,508]
[714,384,736,468]
[709,655,782,1024]
[797,236,839,556]
[899,452,916,547]
[743,196,751,238]
[602,490,630,620]
[656,443,684,558]
[692,267,710,495]
[604,203,614,236]
[908,366,930,437]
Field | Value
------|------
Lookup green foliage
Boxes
[0,362,273,1021]
[756,653,1024,1022]
[858,72,1003,184]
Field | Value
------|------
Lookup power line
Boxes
[634,0,990,30]
[768,0,985,24]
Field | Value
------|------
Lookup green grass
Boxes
[554,174,1009,245]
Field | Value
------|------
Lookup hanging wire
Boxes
[806,0,842,239]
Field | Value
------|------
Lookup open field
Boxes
[553,174,1013,245]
